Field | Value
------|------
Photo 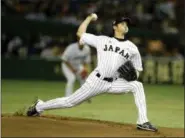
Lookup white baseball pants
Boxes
[36,70,149,124]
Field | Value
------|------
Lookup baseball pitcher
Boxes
[27,13,158,132]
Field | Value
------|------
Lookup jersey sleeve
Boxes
[79,33,99,48]
[61,46,71,61]
[131,48,143,71]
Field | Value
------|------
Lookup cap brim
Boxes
[121,18,131,24]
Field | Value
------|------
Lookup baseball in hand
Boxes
[91,13,98,21]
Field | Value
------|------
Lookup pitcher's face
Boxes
[114,22,129,35]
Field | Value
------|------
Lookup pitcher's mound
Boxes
[1,115,184,137]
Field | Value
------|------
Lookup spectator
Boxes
[170,48,184,59]
[7,36,23,57]
[156,0,176,20]
[161,18,178,34]
[146,39,165,57]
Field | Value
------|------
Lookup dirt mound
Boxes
[1,114,184,137]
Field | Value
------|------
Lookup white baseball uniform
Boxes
[61,42,91,96]
[36,33,149,125]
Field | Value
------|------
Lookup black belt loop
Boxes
[96,73,114,82]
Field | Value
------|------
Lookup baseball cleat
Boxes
[26,99,42,116]
[137,122,158,132]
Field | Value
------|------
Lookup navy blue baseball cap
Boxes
[112,17,131,26]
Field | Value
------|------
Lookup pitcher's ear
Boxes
[125,26,129,33]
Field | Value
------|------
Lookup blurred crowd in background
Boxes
[2,0,181,33]
[1,0,184,59]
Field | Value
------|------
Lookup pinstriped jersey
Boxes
[80,33,143,78]
[61,42,91,70]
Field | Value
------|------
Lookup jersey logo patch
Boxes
[104,44,129,59]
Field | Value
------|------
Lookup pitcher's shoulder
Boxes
[127,40,139,50]
[98,35,111,40]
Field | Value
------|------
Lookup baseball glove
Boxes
[80,68,88,79]
[118,61,137,81]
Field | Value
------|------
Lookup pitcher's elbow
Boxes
[76,32,81,39]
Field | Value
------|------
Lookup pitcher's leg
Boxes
[36,81,100,112]
[130,81,149,124]
[78,77,93,103]
[108,79,148,124]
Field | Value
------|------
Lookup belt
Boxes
[96,73,114,82]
